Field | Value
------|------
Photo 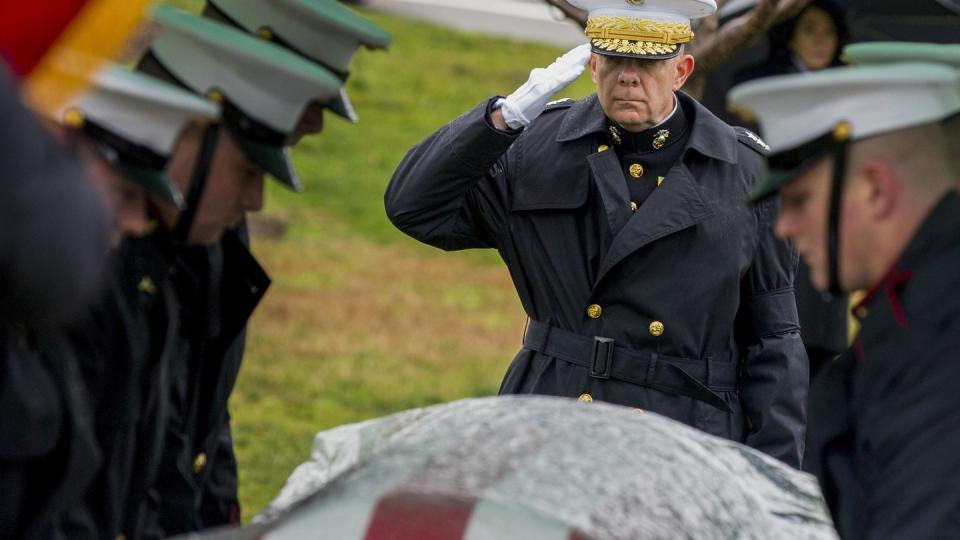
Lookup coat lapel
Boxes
[587,148,631,237]
[593,161,714,288]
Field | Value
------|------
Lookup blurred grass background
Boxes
[161,0,596,517]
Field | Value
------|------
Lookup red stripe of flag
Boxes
[0,0,90,76]
[363,492,477,540]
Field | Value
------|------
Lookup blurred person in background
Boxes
[53,65,221,540]
[733,0,848,85]
[131,3,390,534]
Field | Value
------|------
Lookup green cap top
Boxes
[149,5,345,190]
[843,41,960,69]
[205,0,392,122]
[728,62,960,203]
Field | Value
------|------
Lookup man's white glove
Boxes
[498,43,592,129]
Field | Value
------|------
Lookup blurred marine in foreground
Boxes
[729,42,960,539]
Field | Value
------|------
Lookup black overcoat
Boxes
[58,235,179,540]
[147,227,268,537]
[386,93,808,466]
[808,192,960,539]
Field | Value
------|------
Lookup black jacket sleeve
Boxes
[737,194,809,468]
[384,98,521,251]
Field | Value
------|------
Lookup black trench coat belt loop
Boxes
[523,320,736,413]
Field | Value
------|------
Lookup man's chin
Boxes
[187,227,225,247]
[806,265,830,293]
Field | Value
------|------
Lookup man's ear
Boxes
[589,53,599,85]
[859,160,898,221]
[673,53,695,91]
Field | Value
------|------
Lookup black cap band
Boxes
[81,119,169,172]
[220,98,286,148]
[767,129,838,173]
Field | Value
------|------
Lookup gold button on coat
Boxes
[578,393,593,403]
[854,305,869,318]
[587,304,602,319]
[649,320,665,337]
[598,144,609,152]
[629,163,644,178]
[193,452,207,474]
[630,201,638,213]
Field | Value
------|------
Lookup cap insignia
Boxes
[586,17,694,56]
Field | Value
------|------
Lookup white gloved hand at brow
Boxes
[499,43,592,129]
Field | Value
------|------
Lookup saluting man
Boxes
[730,53,960,538]
[386,0,808,466]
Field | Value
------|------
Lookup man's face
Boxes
[81,147,148,247]
[166,127,265,245]
[289,100,326,145]
[774,157,869,292]
[589,52,693,132]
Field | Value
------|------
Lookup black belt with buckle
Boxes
[522,320,738,412]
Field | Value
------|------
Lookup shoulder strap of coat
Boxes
[544,98,574,112]
[734,126,771,156]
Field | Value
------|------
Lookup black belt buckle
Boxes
[590,336,615,380]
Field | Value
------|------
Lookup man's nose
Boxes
[617,61,641,86]
[244,174,265,212]
[118,197,148,237]
[773,211,791,241]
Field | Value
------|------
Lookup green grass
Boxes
[280,8,595,245]
[156,1,594,519]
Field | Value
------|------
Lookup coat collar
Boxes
[556,92,740,164]
[853,191,960,337]
[891,190,960,279]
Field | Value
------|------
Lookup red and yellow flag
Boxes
[0,0,153,115]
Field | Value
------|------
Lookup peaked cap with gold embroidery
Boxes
[567,0,716,60]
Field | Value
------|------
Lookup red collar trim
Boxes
[851,267,914,329]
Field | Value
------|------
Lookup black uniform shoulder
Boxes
[734,126,771,156]
[519,97,579,143]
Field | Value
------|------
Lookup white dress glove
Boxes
[498,43,592,129]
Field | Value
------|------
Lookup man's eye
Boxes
[783,193,808,209]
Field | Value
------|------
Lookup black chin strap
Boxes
[827,122,851,298]
[174,124,221,243]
